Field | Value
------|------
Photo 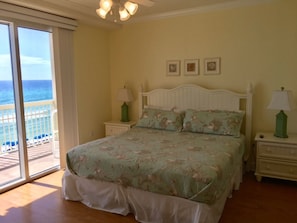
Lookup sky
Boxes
[0,24,52,81]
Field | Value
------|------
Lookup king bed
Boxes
[62,84,253,223]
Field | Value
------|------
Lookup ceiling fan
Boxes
[96,0,155,22]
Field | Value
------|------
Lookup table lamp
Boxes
[117,86,134,122]
[267,87,296,138]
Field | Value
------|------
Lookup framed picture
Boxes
[166,60,180,76]
[184,59,199,76]
[204,57,221,75]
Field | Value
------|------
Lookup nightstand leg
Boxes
[256,175,262,182]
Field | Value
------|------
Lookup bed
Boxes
[62,84,253,223]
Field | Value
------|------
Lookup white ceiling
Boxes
[0,0,273,28]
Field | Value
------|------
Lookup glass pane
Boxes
[0,23,22,186]
[17,27,60,176]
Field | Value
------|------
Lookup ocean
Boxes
[0,80,53,150]
[0,80,53,105]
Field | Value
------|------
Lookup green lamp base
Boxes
[121,102,129,122]
[274,110,288,138]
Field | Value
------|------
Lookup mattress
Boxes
[66,127,245,205]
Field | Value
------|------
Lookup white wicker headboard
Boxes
[138,84,253,160]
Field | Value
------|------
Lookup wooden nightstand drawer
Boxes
[104,121,136,137]
[257,159,297,180]
[257,142,297,161]
[105,125,129,136]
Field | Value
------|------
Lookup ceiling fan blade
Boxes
[131,0,155,7]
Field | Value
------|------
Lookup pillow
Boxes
[136,108,183,131]
[182,109,245,137]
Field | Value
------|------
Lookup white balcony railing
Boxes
[0,100,57,154]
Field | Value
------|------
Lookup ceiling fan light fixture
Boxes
[96,8,108,19]
[119,7,130,21]
[124,1,138,15]
[97,0,144,22]
[99,0,113,12]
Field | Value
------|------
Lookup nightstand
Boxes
[255,132,297,182]
[104,120,136,137]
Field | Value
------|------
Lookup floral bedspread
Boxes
[66,127,245,204]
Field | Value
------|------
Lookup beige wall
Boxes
[109,0,297,137]
[73,0,297,144]
[73,24,111,143]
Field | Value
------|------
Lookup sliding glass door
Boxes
[0,21,60,190]
[18,27,60,176]
[0,23,21,185]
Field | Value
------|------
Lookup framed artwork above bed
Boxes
[166,60,180,76]
[184,59,199,76]
[204,57,221,75]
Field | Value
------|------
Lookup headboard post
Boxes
[138,85,144,118]
[244,83,254,161]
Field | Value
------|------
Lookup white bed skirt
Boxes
[62,167,242,223]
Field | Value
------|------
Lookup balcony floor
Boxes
[0,141,60,185]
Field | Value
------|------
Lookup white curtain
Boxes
[52,27,79,168]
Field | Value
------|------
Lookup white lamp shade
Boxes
[100,0,112,11]
[119,7,130,21]
[124,1,138,15]
[117,88,134,102]
[267,90,297,111]
[96,8,108,19]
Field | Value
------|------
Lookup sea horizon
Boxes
[0,79,53,105]
[0,80,54,147]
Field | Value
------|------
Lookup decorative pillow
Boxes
[182,109,245,137]
[136,108,183,131]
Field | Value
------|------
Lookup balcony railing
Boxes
[0,100,57,155]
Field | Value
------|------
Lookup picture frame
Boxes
[166,60,180,76]
[204,57,221,75]
[184,59,199,76]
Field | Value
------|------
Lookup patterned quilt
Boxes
[66,127,245,204]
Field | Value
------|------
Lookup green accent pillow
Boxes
[136,108,183,131]
[182,109,245,137]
